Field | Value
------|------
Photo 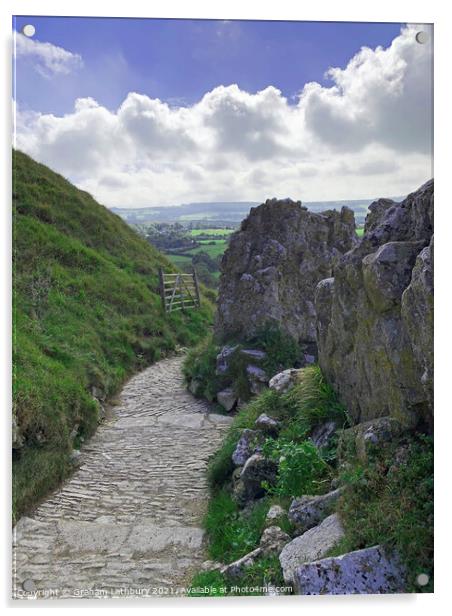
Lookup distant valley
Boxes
[111,196,405,228]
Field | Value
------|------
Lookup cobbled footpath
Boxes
[13,356,232,599]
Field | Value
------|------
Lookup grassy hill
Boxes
[12,150,214,522]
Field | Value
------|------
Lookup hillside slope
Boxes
[12,150,213,521]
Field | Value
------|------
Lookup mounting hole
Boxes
[22,24,36,38]
[22,578,36,592]
[416,573,430,586]
[415,31,428,44]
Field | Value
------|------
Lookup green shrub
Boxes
[334,434,433,592]
[262,438,331,498]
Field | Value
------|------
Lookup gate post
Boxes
[193,268,201,307]
[158,267,166,312]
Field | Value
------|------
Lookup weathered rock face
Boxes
[315,180,433,429]
[215,198,358,343]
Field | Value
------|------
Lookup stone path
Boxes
[13,356,232,599]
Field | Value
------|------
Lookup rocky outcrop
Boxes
[292,545,406,595]
[315,180,433,429]
[215,198,357,344]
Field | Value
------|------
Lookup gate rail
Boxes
[158,268,201,313]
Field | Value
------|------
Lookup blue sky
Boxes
[12,17,433,206]
[13,17,402,114]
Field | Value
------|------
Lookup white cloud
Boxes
[14,24,433,206]
[14,31,83,78]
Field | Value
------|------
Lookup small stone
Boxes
[259,526,290,554]
[236,453,278,505]
[232,429,264,466]
[240,349,267,362]
[215,345,239,375]
[269,368,302,394]
[255,413,281,436]
[265,504,286,526]
[217,387,237,412]
[246,365,269,395]
[69,449,82,466]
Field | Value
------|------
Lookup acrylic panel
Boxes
[12,15,433,599]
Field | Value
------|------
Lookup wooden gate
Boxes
[158,268,201,313]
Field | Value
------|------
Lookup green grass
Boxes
[189,228,234,237]
[166,253,193,266]
[186,240,228,258]
[331,434,433,592]
[203,489,269,563]
[356,227,365,237]
[12,150,214,522]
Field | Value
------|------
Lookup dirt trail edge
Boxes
[13,356,232,599]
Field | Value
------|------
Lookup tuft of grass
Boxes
[333,434,433,592]
[204,490,269,563]
[12,150,214,521]
[188,570,228,597]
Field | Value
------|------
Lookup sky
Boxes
[12,17,433,207]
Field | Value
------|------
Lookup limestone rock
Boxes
[215,345,239,375]
[255,413,281,436]
[265,504,287,527]
[310,421,338,450]
[293,545,406,595]
[237,453,278,504]
[269,368,302,394]
[316,180,433,429]
[259,526,291,553]
[215,199,357,344]
[217,387,237,412]
[232,429,264,466]
[240,349,267,362]
[337,417,404,464]
[246,365,269,394]
[279,513,345,585]
[220,547,262,579]
[288,489,342,534]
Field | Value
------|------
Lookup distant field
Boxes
[356,228,365,237]
[189,228,234,237]
[187,239,228,258]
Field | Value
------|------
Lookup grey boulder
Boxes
[288,488,342,534]
[279,513,345,585]
[293,545,406,595]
